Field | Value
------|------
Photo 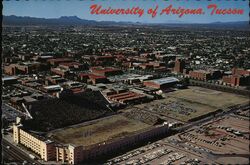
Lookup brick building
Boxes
[13,122,56,161]
[47,58,73,66]
[90,67,123,77]
[222,68,250,86]
[144,77,179,89]
[173,59,185,73]
[59,62,86,71]
[232,68,250,76]
[222,74,250,86]
[189,70,211,81]
[4,62,41,75]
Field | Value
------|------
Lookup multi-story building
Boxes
[232,68,250,76]
[90,67,123,77]
[13,121,56,161]
[47,58,73,66]
[222,68,250,86]
[222,75,250,86]
[2,76,18,85]
[189,70,212,81]
[143,77,179,89]
[55,145,83,164]
[104,89,148,104]
[59,62,86,71]
[4,62,41,75]
[174,59,185,73]
[51,67,70,78]
[12,116,170,164]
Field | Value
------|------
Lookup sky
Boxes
[3,0,249,23]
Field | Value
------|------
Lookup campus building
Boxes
[143,77,179,89]
[222,68,250,86]
[90,67,123,77]
[189,70,211,81]
[13,121,56,161]
[173,59,185,73]
[222,74,250,86]
[4,62,41,75]
[13,116,170,164]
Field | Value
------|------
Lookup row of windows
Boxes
[20,136,40,148]
[19,134,42,155]
[20,130,40,143]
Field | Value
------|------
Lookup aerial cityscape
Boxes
[2,1,250,165]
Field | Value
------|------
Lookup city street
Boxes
[2,138,41,165]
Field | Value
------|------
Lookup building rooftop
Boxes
[43,85,62,90]
[59,62,82,67]
[2,76,18,81]
[88,74,107,79]
[91,67,121,73]
[147,77,179,85]
[191,70,211,74]
[20,61,40,66]
[48,58,72,62]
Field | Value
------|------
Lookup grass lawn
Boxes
[48,115,151,146]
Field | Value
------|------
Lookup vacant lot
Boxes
[48,115,151,146]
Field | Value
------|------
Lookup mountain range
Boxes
[3,15,139,26]
[3,15,249,28]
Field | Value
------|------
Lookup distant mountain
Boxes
[205,21,249,29]
[3,15,249,28]
[3,15,143,26]
[3,15,102,26]
[210,21,248,25]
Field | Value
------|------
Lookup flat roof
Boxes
[48,58,72,62]
[50,75,61,78]
[109,74,153,81]
[2,76,18,81]
[23,96,37,102]
[43,85,61,89]
[191,70,210,74]
[147,77,179,85]
[22,61,40,65]
[158,54,181,57]
[39,56,53,59]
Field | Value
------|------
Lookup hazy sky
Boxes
[3,0,249,23]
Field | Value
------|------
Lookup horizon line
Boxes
[3,15,249,24]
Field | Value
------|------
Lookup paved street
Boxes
[2,138,41,165]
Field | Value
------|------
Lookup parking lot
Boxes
[105,140,212,165]
[178,114,250,164]
[135,87,249,122]
[106,110,250,165]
